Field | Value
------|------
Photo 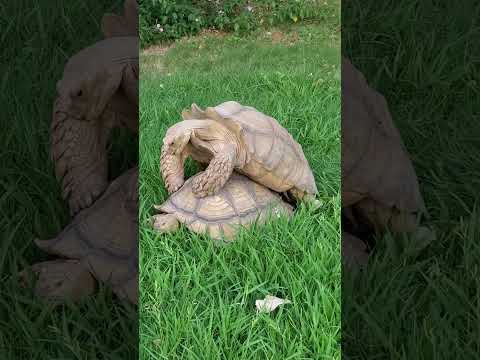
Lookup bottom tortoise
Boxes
[23,167,138,304]
[151,172,293,240]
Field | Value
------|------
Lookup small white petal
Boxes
[255,295,291,313]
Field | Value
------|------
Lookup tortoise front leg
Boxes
[191,147,236,198]
[160,146,187,193]
[160,128,193,193]
[51,107,110,215]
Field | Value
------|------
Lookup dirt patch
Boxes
[177,28,229,48]
[197,28,229,38]
[265,29,300,46]
[141,43,172,56]
[141,43,173,75]
[271,30,284,43]
[140,27,303,75]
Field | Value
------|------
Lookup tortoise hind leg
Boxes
[353,198,418,234]
[342,232,369,269]
[22,260,96,303]
[288,187,323,210]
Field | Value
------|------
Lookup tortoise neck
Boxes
[186,119,246,166]
[219,126,246,166]
[180,119,214,129]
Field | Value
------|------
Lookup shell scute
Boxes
[214,102,317,194]
[160,172,292,239]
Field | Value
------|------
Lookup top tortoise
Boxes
[160,101,318,205]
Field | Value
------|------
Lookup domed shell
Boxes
[158,172,293,240]
[182,101,318,195]
[341,57,425,213]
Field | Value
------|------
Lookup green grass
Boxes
[139,15,341,360]
[342,1,480,358]
[0,1,137,358]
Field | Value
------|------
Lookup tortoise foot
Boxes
[342,232,370,269]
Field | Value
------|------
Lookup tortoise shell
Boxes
[341,57,425,213]
[157,172,293,240]
[183,101,318,196]
[34,167,139,303]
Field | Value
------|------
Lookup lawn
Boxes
[342,1,480,358]
[0,1,137,358]
[139,14,341,360]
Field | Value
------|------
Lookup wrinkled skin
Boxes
[160,119,242,196]
[342,232,369,269]
[52,36,138,214]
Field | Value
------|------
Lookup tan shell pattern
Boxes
[185,101,318,195]
[158,172,293,240]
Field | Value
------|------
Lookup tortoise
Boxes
[160,101,319,207]
[22,167,139,304]
[151,171,294,240]
[341,57,427,260]
[342,232,369,268]
[52,0,138,215]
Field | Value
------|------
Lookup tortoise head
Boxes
[162,123,194,156]
[151,214,179,233]
[55,41,126,122]
[161,121,199,193]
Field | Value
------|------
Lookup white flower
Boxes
[246,5,253,12]
[195,18,200,22]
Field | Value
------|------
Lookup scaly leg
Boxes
[160,146,187,193]
[354,198,418,234]
[288,187,323,210]
[191,147,236,198]
[342,232,369,269]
